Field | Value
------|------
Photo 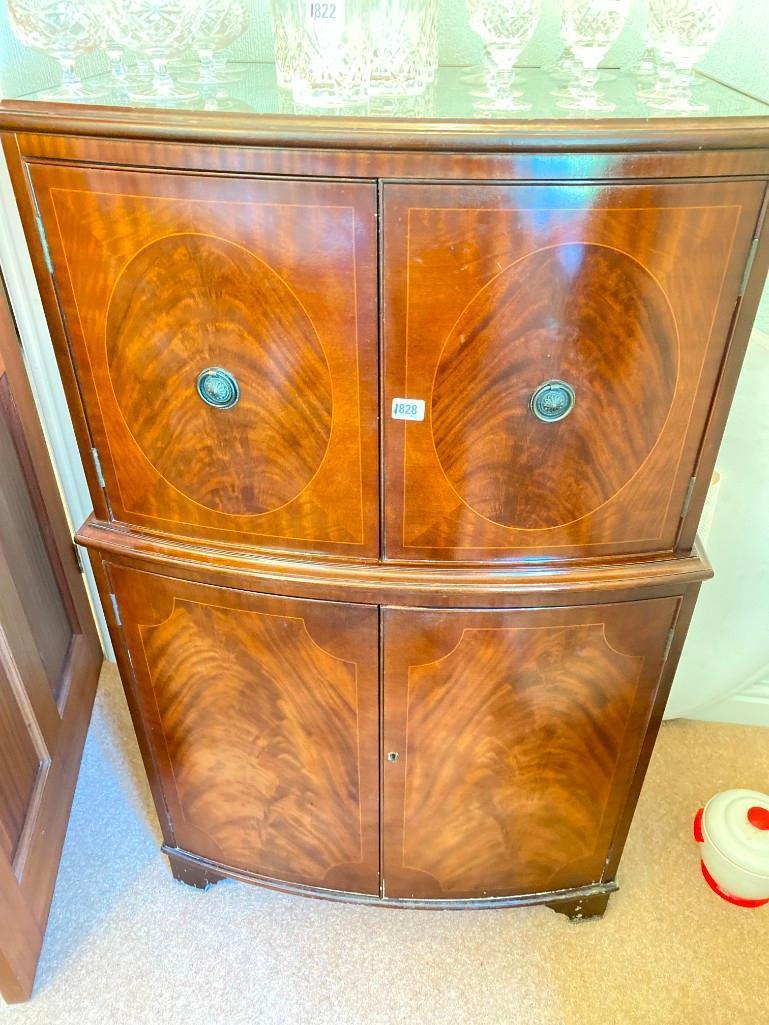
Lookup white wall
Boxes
[665,330,769,723]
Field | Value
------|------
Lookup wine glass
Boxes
[422,0,440,85]
[459,0,488,85]
[555,0,632,112]
[633,6,662,79]
[104,0,202,102]
[547,44,579,82]
[103,35,130,97]
[8,0,105,98]
[467,0,542,113]
[182,0,249,86]
[634,1,672,102]
[371,0,437,97]
[271,0,300,90]
[645,0,732,113]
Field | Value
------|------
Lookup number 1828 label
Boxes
[391,398,425,421]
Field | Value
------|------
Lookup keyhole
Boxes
[387,752,399,763]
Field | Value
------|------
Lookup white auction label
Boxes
[391,398,425,421]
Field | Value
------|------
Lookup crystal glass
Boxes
[8,0,104,98]
[104,0,202,101]
[634,2,671,101]
[422,0,439,85]
[370,0,437,97]
[467,0,542,112]
[633,6,662,79]
[547,45,578,81]
[271,0,300,90]
[369,81,437,116]
[645,0,732,112]
[104,37,130,94]
[459,0,487,86]
[183,0,249,85]
[555,0,632,112]
[291,0,372,108]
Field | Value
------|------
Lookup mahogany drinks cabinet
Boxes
[2,88,768,919]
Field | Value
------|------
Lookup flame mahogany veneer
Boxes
[3,102,768,919]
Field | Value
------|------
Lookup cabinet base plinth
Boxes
[546,890,612,921]
[167,849,226,891]
[162,846,618,911]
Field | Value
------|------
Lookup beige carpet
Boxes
[2,664,769,1025]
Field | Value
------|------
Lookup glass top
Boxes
[11,63,769,124]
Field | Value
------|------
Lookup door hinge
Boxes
[34,213,54,276]
[662,627,676,664]
[91,447,106,488]
[739,234,761,298]
[108,592,122,626]
[72,542,85,574]
[680,476,696,520]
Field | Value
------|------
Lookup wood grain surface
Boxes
[0,281,101,1003]
[383,179,765,560]
[106,233,332,516]
[3,109,767,922]
[12,130,769,188]
[0,658,40,866]
[108,563,380,894]
[3,98,769,154]
[382,599,679,900]
[78,516,712,609]
[0,376,74,705]
[28,163,379,558]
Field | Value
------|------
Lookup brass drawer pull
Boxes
[196,367,240,410]
[529,380,575,423]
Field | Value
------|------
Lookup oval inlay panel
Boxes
[431,243,678,531]
[106,234,332,515]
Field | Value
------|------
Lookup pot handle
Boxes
[693,807,705,843]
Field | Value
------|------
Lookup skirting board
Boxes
[690,664,769,727]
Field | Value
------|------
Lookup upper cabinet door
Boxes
[29,164,379,559]
[382,180,765,562]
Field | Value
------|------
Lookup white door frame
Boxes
[0,150,111,656]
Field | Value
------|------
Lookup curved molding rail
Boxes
[76,516,712,609]
[162,844,619,916]
[2,99,769,153]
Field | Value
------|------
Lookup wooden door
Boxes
[382,598,680,901]
[107,563,380,895]
[28,163,379,558]
[0,278,102,1003]
[382,179,765,561]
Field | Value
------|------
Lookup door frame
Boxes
[0,151,109,656]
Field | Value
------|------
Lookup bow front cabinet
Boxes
[3,103,768,918]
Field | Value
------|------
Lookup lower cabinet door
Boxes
[382,598,680,901]
[108,563,380,895]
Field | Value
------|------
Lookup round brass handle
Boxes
[196,367,240,410]
[529,380,575,423]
